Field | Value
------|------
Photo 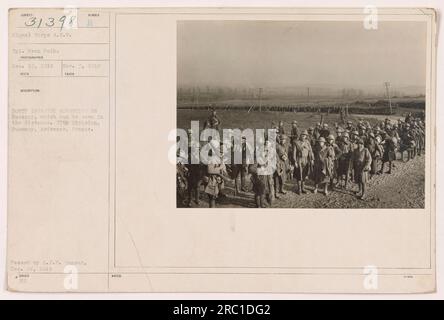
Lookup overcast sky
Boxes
[177,20,427,91]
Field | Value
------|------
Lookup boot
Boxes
[274,187,280,199]
[379,163,384,175]
[195,190,200,205]
[267,194,273,206]
[234,179,239,197]
[255,195,261,208]
[301,181,307,193]
[296,182,301,195]
[260,195,267,208]
[387,162,392,174]
[269,187,276,202]
[277,177,287,194]
[358,184,366,200]
[187,190,193,207]
[240,174,248,192]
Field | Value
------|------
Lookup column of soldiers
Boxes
[177,111,425,208]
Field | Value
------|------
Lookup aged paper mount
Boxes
[7,7,436,293]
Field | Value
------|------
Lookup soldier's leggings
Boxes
[208,195,216,208]
[274,175,285,193]
[380,161,392,173]
[255,195,266,208]
[188,183,200,204]
[237,168,246,189]
[370,158,379,175]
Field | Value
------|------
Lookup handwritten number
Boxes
[59,16,66,30]
[69,15,76,27]
[45,17,55,27]
[24,15,77,30]
[25,17,36,27]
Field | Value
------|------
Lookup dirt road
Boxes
[274,154,425,209]
[185,155,425,209]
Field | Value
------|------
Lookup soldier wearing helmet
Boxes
[313,137,335,195]
[291,130,314,195]
[351,138,372,200]
[327,134,341,190]
[337,132,352,189]
[274,134,289,197]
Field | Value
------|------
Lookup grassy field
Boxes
[177,109,404,134]
[178,96,425,112]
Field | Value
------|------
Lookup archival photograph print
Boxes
[176,20,427,209]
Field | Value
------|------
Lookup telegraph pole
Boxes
[384,82,392,114]
[258,87,263,112]
[206,86,210,105]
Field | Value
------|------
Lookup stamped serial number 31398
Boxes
[24,15,76,31]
